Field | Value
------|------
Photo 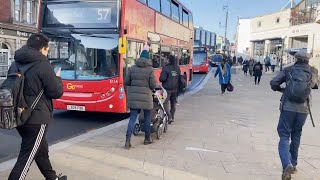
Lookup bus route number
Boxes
[97,8,111,22]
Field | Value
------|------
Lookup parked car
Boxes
[210,54,223,67]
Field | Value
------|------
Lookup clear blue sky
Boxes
[180,0,299,42]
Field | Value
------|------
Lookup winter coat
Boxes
[214,63,231,85]
[8,45,64,124]
[124,57,157,110]
[243,61,249,72]
[253,63,263,76]
[159,64,181,92]
[270,62,319,113]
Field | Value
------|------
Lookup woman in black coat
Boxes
[253,62,263,85]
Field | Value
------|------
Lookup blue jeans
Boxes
[277,110,308,170]
[126,109,151,139]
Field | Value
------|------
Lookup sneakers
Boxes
[293,166,298,174]
[124,137,132,149]
[282,164,294,180]
[144,136,153,145]
[56,174,67,180]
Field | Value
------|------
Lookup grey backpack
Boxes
[286,66,312,103]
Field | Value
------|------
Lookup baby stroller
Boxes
[133,86,169,139]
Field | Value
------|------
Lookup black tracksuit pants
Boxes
[9,124,57,180]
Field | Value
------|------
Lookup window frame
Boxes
[137,0,147,4]
[147,0,161,12]
[171,0,180,22]
[160,0,171,17]
[14,0,21,22]
[182,9,189,27]
[26,0,33,24]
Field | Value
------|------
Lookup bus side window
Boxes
[160,46,171,67]
[150,44,161,68]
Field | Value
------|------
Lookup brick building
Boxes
[0,0,39,78]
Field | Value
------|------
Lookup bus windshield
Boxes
[49,34,119,80]
[43,1,119,28]
[193,52,207,66]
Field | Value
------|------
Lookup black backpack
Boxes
[178,74,187,95]
[286,66,312,103]
[0,62,43,129]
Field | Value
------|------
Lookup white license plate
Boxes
[194,70,199,72]
[67,105,85,111]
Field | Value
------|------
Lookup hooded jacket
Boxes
[159,59,181,92]
[8,45,64,124]
[124,57,157,110]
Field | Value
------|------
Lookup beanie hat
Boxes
[295,51,311,61]
[140,50,150,59]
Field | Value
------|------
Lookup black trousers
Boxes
[164,91,177,120]
[9,124,57,180]
[271,65,276,72]
[254,75,261,85]
[221,84,227,93]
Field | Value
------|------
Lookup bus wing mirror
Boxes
[119,37,127,54]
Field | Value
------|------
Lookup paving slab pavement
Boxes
[1,70,320,180]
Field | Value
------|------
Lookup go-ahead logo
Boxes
[67,83,83,90]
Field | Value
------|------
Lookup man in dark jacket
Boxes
[160,55,181,123]
[270,51,318,180]
[8,34,66,180]
[124,49,157,149]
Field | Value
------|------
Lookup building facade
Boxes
[194,26,216,52]
[235,18,251,58]
[0,0,39,78]
[248,0,320,66]
[216,35,230,54]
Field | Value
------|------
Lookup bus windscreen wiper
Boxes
[68,29,93,35]
[80,34,113,39]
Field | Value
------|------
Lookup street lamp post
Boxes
[280,36,286,71]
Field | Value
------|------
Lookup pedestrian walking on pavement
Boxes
[214,59,231,95]
[242,59,249,75]
[264,55,271,72]
[270,51,319,180]
[271,57,277,73]
[160,55,181,124]
[124,46,157,149]
[253,62,263,85]
[249,58,254,77]
[7,33,66,180]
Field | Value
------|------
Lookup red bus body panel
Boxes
[48,0,193,113]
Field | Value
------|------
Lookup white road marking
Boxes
[185,147,219,153]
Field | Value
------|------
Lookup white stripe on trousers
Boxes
[19,124,46,180]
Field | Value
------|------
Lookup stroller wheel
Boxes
[133,124,140,136]
[156,124,164,139]
[164,117,168,133]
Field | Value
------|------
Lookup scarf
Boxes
[220,64,228,77]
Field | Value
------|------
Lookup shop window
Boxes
[171,1,179,22]
[150,44,161,68]
[148,0,160,12]
[15,0,21,21]
[161,0,171,17]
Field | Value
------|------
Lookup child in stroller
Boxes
[133,86,169,139]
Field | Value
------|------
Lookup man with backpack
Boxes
[160,55,185,123]
[270,51,319,180]
[5,34,66,180]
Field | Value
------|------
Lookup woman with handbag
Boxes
[214,59,232,95]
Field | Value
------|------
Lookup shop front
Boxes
[0,28,33,79]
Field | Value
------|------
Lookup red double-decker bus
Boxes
[38,0,194,113]
[192,47,210,73]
